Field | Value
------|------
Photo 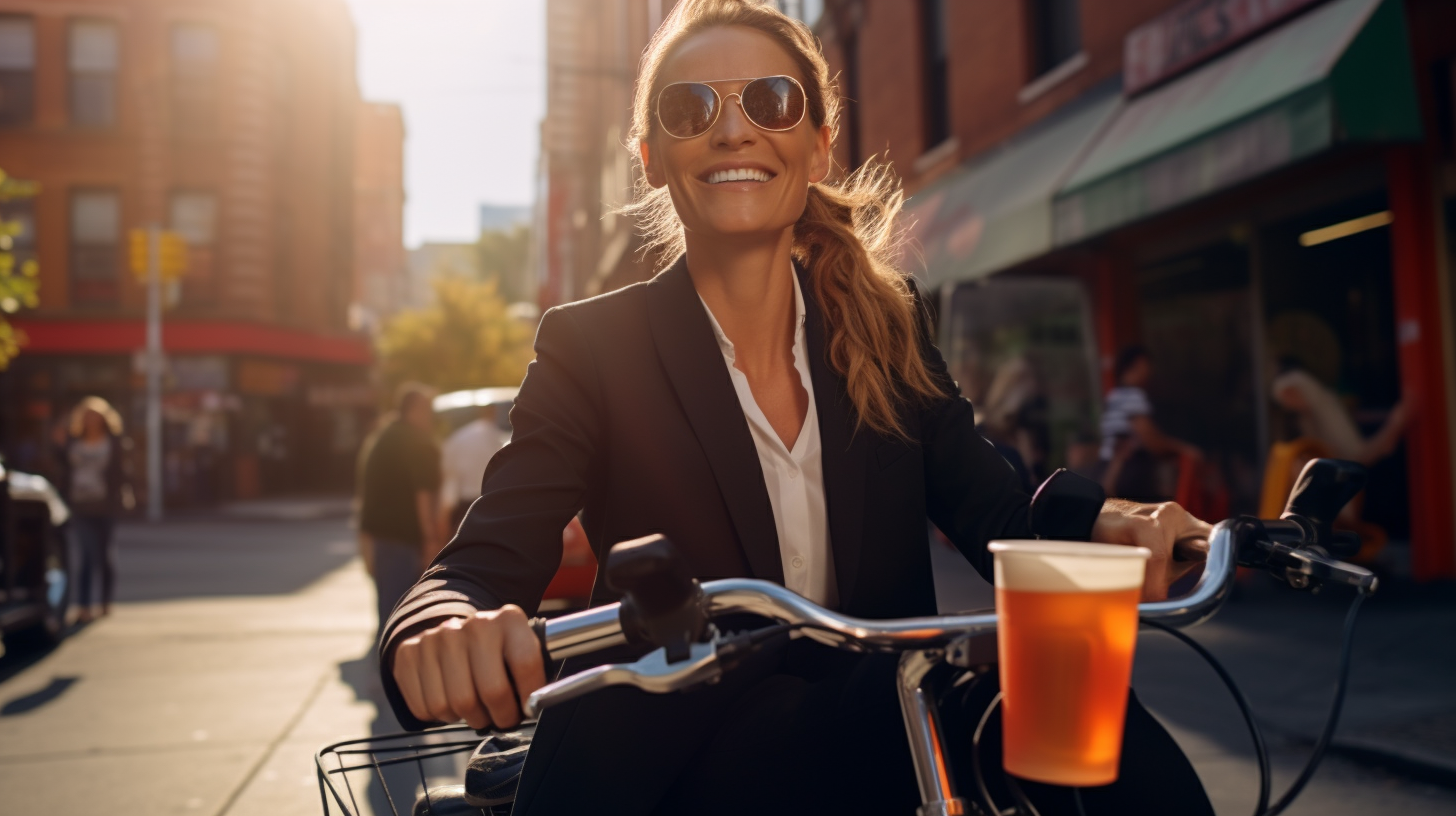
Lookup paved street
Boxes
[0,511,400,816]
[0,511,1452,816]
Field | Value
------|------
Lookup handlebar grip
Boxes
[605,534,696,616]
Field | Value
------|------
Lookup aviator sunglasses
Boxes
[655,75,808,139]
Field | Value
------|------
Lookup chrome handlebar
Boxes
[525,519,1375,717]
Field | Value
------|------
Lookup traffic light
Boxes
[129,229,149,277]
[159,232,188,280]
[128,229,189,282]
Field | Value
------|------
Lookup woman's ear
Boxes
[808,124,833,184]
[641,140,667,189]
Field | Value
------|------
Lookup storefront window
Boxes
[943,277,1100,483]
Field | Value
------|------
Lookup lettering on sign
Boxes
[1124,0,1324,95]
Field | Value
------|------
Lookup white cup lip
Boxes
[989,540,1152,560]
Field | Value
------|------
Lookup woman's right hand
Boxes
[392,605,547,730]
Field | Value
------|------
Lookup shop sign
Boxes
[170,355,229,392]
[1124,0,1324,95]
[236,359,301,396]
[306,383,376,408]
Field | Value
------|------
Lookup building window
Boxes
[70,190,121,305]
[0,16,35,126]
[170,191,216,302]
[171,22,218,136]
[1027,0,1081,78]
[70,19,119,127]
[920,0,950,150]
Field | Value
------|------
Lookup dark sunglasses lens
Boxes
[741,76,804,130]
[658,83,717,137]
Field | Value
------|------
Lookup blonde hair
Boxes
[626,0,942,438]
[69,395,123,438]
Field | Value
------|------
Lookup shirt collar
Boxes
[699,268,807,365]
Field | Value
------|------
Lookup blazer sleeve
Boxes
[378,305,603,729]
[913,288,1034,581]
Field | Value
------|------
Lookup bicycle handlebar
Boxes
[525,516,1376,717]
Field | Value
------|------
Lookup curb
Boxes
[1327,737,1456,789]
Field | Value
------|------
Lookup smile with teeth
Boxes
[706,168,774,184]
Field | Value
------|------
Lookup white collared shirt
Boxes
[698,273,838,609]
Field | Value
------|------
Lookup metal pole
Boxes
[146,225,163,522]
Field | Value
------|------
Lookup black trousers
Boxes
[513,638,1212,816]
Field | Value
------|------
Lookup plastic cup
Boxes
[989,540,1151,787]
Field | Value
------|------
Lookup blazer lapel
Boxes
[798,264,871,610]
[646,257,785,584]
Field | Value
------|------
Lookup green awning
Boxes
[1053,0,1421,245]
[903,82,1120,288]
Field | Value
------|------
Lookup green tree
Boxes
[476,224,532,304]
[0,169,40,370]
[376,276,534,400]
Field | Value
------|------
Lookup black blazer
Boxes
[380,256,1033,729]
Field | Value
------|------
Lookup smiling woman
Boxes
[626,4,944,440]
[378,1,1214,814]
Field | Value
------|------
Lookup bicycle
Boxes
[317,459,1378,816]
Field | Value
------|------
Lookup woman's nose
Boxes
[710,93,757,148]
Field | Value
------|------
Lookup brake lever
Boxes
[522,641,721,719]
[1274,542,1378,594]
[1251,537,1379,595]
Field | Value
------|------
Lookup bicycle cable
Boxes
[1141,588,1367,816]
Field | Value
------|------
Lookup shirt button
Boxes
[787,466,800,479]
[790,556,804,569]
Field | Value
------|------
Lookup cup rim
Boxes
[988,540,1152,560]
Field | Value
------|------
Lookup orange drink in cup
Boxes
[989,541,1150,787]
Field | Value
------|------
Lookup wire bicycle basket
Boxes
[316,725,501,816]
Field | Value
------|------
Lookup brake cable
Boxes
[960,588,1366,816]
[1140,589,1368,816]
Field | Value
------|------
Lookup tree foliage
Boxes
[376,276,535,400]
[0,192,39,371]
[476,224,532,304]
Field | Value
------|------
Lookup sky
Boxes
[343,0,545,248]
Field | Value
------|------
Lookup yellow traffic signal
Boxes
[128,229,189,281]
[129,229,149,277]
[159,232,188,280]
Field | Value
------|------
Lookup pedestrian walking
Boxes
[1098,346,1203,501]
[59,396,130,624]
[357,383,443,642]
[439,404,508,537]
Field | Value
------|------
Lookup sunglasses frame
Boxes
[655,75,808,140]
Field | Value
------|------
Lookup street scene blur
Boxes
[1,0,1455,813]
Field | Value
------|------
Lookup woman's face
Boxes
[642,26,832,243]
[83,410,105,437]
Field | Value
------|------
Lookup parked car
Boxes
[432,387,597,611]
[0,461,71,654]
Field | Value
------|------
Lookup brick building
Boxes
[819,0,1456,579]
[353,100,409,333]
[0,0,379,503]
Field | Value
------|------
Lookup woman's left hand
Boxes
[1091,499,1211,601]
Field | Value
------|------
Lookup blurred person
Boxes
[1099,345,1202,502]
[59,397,130,623]
[439,404,508,536]
[358,383,443,641]
[382,3,1212,814]
[1271,359,1407,467]
[976,356,1048,492]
